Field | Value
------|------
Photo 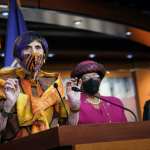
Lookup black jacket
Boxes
[143,100,150,120]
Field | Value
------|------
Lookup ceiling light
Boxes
[0,53,5,57]
[1,11,8,16]
[74,20,82,25]
[88,53,96,58]
[125,31,132,36]
[0,5,8,9]
[126,53,133,59]
[48,53,55,58]
[106,71,110,74]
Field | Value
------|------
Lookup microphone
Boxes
[53,83,58,89]
[72,87,137,122]
[71,86,81,92]
[53,83,69,125]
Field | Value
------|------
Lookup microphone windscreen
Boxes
[72,87,81,92]
[53,83,58,88]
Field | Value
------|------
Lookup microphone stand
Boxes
[94,94,138,122]
[53,83,69,125]
[72,87,138,122]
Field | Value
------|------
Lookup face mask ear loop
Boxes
[43,59,45,64]
[76,77,83,90]
[43,53,46,64]
[76,78,80,86]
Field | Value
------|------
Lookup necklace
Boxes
[102,102,112,123]
[86,97,100,105]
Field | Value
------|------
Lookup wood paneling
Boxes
[75,138,150,150]
[134,69,150,118]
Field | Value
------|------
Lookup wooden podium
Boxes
[1,121,150,150]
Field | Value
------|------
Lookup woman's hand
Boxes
[4,79,20,112]
[66,78,81,110]
[66,78,81,96]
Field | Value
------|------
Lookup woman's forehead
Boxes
[83,72,98,77]
[28,40,42,46]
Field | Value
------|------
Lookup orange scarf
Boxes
[16,75,64,138]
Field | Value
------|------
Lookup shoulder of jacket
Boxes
[0,67,26,79]
[39,70,59,78]
[0,67,17,77]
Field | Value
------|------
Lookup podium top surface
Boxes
[1,121,150,150]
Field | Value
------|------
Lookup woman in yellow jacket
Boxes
[0,31,69,143]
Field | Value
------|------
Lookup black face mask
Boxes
[82,79,100,96]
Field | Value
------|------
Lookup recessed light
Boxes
[126,53,133,59]
[1,11,8,16]
[0,5,8,9]
[74,20,82,25]
[89,53,96,58]
[0,53,5,57]
[125,31,132,36]
[106,71,110,74]
[48,53,55,58]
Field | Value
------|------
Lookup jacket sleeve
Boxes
[143,100,150,120]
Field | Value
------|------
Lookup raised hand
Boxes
[66,78,81,110]
[4,79,20,112]
[66,78,81,95]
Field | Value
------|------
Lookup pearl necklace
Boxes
[86,97,100,105]
[102,102,112,123]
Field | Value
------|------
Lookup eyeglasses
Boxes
[82,74,100,81]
